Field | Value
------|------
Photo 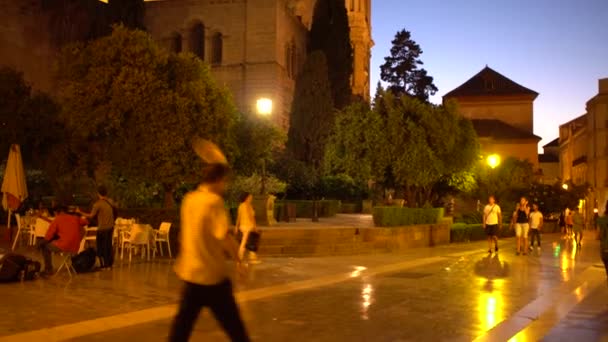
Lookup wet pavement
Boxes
[1,233,607,341]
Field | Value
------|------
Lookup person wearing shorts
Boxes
[572,207,584,248]
[528,203,543,254]
[512,197,530,255]
[483,195,502,254]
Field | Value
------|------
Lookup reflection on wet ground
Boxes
[1,233,606,341]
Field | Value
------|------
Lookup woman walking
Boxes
[235,192,259,264]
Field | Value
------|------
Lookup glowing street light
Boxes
[256,98,273,116]
[562,184,569,190]
[486,154,501,169]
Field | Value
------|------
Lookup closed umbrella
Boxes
[2,144,28,248]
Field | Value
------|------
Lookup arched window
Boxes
[170,33,182,53]
[211,32,223,65]
[189,22,205,60]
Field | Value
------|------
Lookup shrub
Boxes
[276,200,341,218]
[341,202,361,213]
[372,207,444,227]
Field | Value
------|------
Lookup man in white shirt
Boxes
[528,203,543,254]
[169,163,250,342]
[483,195,502,254]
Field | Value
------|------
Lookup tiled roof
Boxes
[543,138,559,148]
[444,66,539,98]
[471,119,541,141]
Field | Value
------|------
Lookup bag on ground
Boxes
[0,253,40,282]
[72,248,96,273]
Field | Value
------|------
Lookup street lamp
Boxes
[256,98,273,116]
[256,98,273,194]
[562,183,569,190]
[486,154,501,169]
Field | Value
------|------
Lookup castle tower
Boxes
[345,0,372,101]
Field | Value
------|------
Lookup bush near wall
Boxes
[450,223,516,242]
[276,200,341,218]
[372,207,444,227]
[340,202,361,214]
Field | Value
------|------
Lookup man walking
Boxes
[596,201,608,284]
[528,203,543,254]
[78,186,116,269]
[483,195,502,254]
[169,140,250,342]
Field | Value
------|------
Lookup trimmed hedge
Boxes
[341,202,361,214]
[276,200,341,218]
[450,223,516,242]
[372,207,444,227]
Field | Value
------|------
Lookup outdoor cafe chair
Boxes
[11,213,34,250]
[32,218,50,245]
[120,224,152,262]
[153,222,172,258]
[55,251,77,278]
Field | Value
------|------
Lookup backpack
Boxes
[0,253,41,282]
[71,248,97,273]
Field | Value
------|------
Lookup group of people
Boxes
[37,186,116,276]
[559,207,585,247]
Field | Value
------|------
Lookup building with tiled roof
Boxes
[444,66,541,167]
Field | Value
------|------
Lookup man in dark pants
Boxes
[169,161,249,342]
[78,186,116,269]
[596,201,608,284]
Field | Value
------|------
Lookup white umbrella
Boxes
[2,144,28,249]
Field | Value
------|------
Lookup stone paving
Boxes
[1,233,607,341]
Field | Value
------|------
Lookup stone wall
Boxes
[257,223,451,257]
[455,97,534,133]
[479,138,540,168]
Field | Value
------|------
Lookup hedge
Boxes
[276,200,341,218]
[341,202,361,214]
[372,207,444,227]
[450,223,516,243]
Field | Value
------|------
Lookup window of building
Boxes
[170,33,182,53]
[350,0,355,11]
[211,32,223,65]
[189,22,205,60]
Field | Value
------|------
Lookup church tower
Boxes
[345,0,373,101]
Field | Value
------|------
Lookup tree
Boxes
[0,67,63,168]
[107,0,146,30]
[233,113,286,177]
[326,87,479,206]
[287,51,335,170]
[380,29,438,101]
[475,157,536,205]
[309,0,353,109]
[56,26,239,207]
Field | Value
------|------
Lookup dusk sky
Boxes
[370,0,608,150]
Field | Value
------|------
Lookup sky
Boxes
[370,0,608,150]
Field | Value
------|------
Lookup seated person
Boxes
[38,205,88,276]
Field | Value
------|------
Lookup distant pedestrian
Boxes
[566,210,574,237]
[169,139,250,342]
[528,203,543,254]
[483,195,502,254]
[512,197,530,255]
[595,201,608,283]
[235,192,260,264]
[77,186,116,269]
[572,207,584,248]
[558,211,566,237]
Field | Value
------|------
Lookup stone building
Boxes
[144,0,372,128]
[538,138,560,185]
[559,78,608,215]
[0,0,373,129]
[444,66,541,168]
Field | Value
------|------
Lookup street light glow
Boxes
[256,98,273,116]
[562,184,569,190]
[486,154,501,169]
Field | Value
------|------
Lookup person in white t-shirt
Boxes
[235,192,259,263]
[528,203,543,254]
[169,163,250,342]
[483,195,502,254]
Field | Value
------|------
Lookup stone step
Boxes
[257,241,391,257]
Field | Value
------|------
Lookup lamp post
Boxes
[486,154,501,195]
[256,98,272,195]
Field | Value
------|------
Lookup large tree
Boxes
[287,51,335,170]
[380,29,438,102]
[326,87,479,206]
[309,0,353,109]
[56,26,239,207]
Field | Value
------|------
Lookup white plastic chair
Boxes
[33,218,51,244]
[120,224,152,262]
[83,227,98,248]
[11,214,33,250]
[55,252,77,278]
[154,222,172,258]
